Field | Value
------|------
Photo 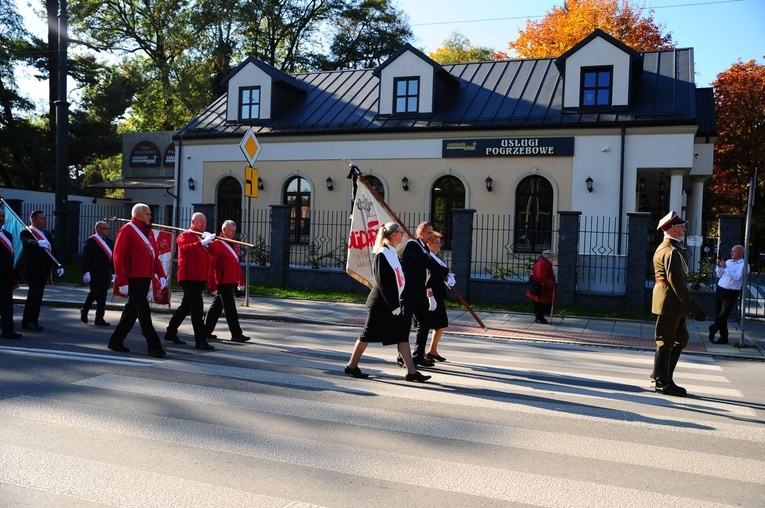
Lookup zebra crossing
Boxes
[0,324,763,507]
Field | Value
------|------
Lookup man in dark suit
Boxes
[20,210,63,331]
[651,210,705,397]
[400,221,450,367]
[81,220,114,326]
[0,209,22,339]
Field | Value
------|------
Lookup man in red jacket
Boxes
[164,212,215,350]
[108,203,167,357]
[205,220,250,342]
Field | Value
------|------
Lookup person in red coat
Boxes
[527,250,557,324]
[164,212,216,350]
[108,203,167,357]
[205,220,250,342]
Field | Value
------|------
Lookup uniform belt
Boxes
[655,279,669,286]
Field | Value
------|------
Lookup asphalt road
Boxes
[1,307,764,507]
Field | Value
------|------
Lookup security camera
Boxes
[601,147,610,152]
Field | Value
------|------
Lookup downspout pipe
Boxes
[617,124,626,255]
[174,133,184,227]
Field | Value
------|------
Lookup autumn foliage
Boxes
[707,60,765,218]
[509,0,674,58]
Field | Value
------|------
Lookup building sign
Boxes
[163,143,175,167]
[130,141,161,167]
[442,137,574,158]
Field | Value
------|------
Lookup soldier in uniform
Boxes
[651,210,705,397]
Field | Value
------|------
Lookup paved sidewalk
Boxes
[12,283,765,360]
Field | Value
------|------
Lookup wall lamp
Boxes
[485,176,493,192]
[585,176,593,193]
[187,177,195,191]
[326,176,334,191]
[257,177,264,191]
[401,175,409,191]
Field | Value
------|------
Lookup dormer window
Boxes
[394,77,419,114]
[239,86,261,121]
[581,66,612,107]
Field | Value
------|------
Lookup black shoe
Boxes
[426,353,446,362]
[712,337,729,345]
[708,326,716,342]
[195,343,215,350]
[206,333,218,340]
[655,380,687,397]
[164,333,186,345]
[534,317,548,324]
[108,345,130,353]
[344,365,369,379]
[396,356,405,368]
[405,371,431,382]
[1,332,22,339]
[22,323,42,331]
[148,349,167,358]
[231,335,251,342]
[413,355,435,367]
[80,309,88,324]
[94,320,111,327]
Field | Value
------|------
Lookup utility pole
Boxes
[53,0,69,260]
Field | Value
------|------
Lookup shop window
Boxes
[216,177,243,233]
[430,175,465,249]
[283,176,311,244]
[514,175,553,252]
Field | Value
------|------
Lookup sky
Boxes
[13,0,765,112]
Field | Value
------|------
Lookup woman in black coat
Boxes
[425,231,452,362]
[345,222,430,382]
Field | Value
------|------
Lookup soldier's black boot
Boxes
[653,347,686,397]
[666,344,687,396]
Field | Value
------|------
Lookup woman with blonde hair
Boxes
[345,222,431,382]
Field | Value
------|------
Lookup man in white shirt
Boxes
[709,244,746,344]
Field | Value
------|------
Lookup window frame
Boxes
[283,176,312,245]
[239,86,261,121]
[393,76,420,115]
[580,66,613,109]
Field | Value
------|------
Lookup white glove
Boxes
[446,273,456,287]
[428,295,437,311]
[392,307,401,316]
[200,231,215,246]
[83,272,91,284]
[57,267,64,277]
[118,285,129,295]
[159,277,168,290]
[237,285,245,292]
[37,239,51,250]
[210,290,218,297]
[111,274,116,283]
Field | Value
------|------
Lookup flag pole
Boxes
[105,217,255,248]
[0,196,62,268]
[343,158,487,331]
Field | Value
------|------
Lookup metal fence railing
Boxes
[289,210,349,269]
[577,216,627,295]
[471,213,556,281]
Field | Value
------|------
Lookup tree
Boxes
[706,59,765,248]
[429,32,495,64]
[509,0,673,59]
[312,0,413,70]
[0,0,51,189]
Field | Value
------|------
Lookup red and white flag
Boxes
[346,177,411,289]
